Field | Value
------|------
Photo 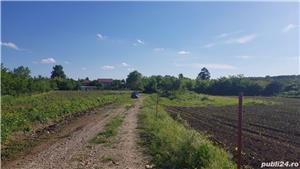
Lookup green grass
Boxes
[159,91,275,107]
[100,155,115,163]
[1,138,36,161]
[139,95,235,169]
[91,114,124,145]
[1,90,131,144]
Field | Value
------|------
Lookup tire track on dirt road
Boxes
[3,99,148,169]
[68,97,150,169]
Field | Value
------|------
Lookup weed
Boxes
[100,155,114,163]
[91,115,124,145]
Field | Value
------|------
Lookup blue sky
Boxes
[1,2,299,80]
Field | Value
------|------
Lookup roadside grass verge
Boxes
[91,114,124,145]
[139,95,235,169]
[159,91,275,107]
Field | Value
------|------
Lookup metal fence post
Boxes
[237,92,243,169]
[156,93,159,118]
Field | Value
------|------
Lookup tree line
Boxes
[126,68,300,97]
[1,64,79,96]
[2,64,300,97]
[78,77,126,90]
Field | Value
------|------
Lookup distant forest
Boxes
[1,64,300,97]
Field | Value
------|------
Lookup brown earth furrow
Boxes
[166,101,300,169]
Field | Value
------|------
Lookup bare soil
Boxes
[2,99,149,169]
[166,97,300,169]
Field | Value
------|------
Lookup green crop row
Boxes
[1,91,130,143]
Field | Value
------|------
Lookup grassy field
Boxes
[159,91,275,107]
[139,94,236,169]
[1,90,131,144]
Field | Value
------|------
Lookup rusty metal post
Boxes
[156,93,159,118]
[237,92,243,169]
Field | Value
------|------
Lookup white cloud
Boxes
[1,42,20,50]
[96,33,105,40]
[225,33,257,44]
[282,24,298,33]
[153,48,165,52]
[236,55,252,59]
[133,39,145,46]
[202,43,215,48]
[81,67,87,71]
[178,50,190,55]
[40,58,56,64]
[101,65,115,70]
[175,63,236,70]
[64,61,70,64]
[127,67,135,71]
[136,39,144,45]
[216,30,243,39]
[121,62,129,67]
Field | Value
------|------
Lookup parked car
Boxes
[131,91,140,98]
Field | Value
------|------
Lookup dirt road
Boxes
[3,99,149,169]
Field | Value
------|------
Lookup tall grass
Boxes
[139,95,235,169]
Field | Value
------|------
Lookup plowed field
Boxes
[166,98,300,168]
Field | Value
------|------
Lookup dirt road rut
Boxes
[3,99,149,169]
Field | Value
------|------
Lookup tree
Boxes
[120,79,126,89]
[51,65,66,79]
[111,80,123,90]
[143,76,157,93]
[29,77,52,92]
[11,66,31,95]
[194,80,210,94]
[185,79,195,91]
[55,78,79,90]
[126,71,143,90]
[89,80,104,89]
[263,81,283,96]
[178,73,184,79]
[13,66,31,78]
[197,67,210,80]
[159,75,181,97]
[1,65,15,95]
